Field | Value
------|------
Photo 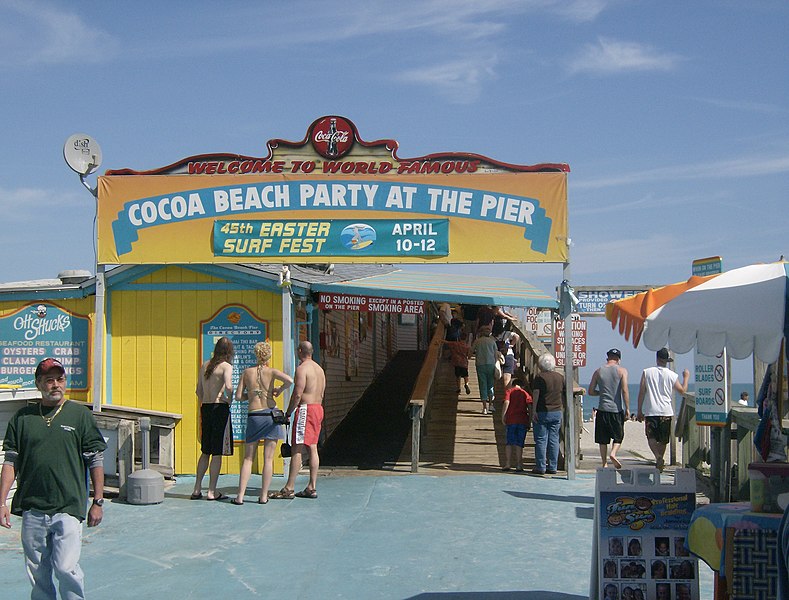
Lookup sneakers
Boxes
[546,469,557,475]
[482,408,488,415]
[464,383,471,394]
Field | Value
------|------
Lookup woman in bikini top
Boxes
[236,341,293,413]
[233,341,294,506]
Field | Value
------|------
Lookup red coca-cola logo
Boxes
[311,116,353,159]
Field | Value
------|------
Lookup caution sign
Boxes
[554,316,587,367]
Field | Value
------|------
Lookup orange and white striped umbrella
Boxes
[606,262,789,363]
[605,275,714,348]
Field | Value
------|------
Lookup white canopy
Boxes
[642,262,789,363]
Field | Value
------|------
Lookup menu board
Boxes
[592,468,700,600]
[0,302,90,390]
[200,305,268,442]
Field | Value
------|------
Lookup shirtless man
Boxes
[191,337,234,501]
[272,341,326,499]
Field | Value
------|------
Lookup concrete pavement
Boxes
[0,469,714,599]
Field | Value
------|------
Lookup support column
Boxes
[561,262,576,480]
[280,266,294,475]
[92,265,105,413]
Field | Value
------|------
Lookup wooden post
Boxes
[736,420,752,500]
[117,419,135,500]
[721,418,732,502]
[410,403,423,473]
[709,427,722,503]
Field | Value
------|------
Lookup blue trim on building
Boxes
[0,288,93,302]
[105,265,161,288]
[113,282,251,292]
[181,264,281,290]
[311,282,557,309]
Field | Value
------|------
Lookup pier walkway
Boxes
[0,356,716,598]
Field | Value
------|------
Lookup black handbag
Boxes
[280,441,291,457]
[270,408,289,425]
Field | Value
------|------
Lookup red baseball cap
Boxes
[35,358,65,379]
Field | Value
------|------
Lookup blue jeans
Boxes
[533,411,563,472]
[21,510,85,600]
[475,364,495,402]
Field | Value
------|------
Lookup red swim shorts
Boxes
[291,404,324,446]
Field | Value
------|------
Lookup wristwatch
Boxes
[92,498,104,507]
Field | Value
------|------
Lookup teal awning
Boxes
[311,269,557,309]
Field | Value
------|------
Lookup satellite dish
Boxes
[63,133,102,175]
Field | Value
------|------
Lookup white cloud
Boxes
[574,153,789,190]
[0,186,87,222]
[689,96,787,115]
[395,55,499,103]
[552,0,612,23]
[0,0,118,67]
[341,0,513,40]
[568,37,681,75]
[573,233,709,278]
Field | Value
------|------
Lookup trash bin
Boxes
[126,417,165,505]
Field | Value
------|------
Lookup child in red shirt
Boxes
[501,378,532,471]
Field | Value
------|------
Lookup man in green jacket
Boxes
[0,357,107,599]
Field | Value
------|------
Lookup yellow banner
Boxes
[97,172,567,264]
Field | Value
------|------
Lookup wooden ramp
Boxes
[412,355,537,473]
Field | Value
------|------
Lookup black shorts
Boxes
[595,410,625,445]
[200,403,232,456]
[645,416,672,445]
[454,366,469,378]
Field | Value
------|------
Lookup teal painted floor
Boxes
[0,472,714,599]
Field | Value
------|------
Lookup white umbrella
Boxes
[642,262,788,363]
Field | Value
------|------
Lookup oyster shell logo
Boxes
[311,116,353,159]
[340,223,376,250]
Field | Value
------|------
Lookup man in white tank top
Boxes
[636,348,690,471]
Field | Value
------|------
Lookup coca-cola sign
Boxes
[311,116,353,159]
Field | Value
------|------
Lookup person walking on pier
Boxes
[471,326,498,414]
[442,328,472,395]
[588,348,630,468]
[531,353,565,475]
[501,378,532,471]
[636,348,689,472]
[1,357,107,600]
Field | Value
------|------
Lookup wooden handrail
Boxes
[407,322,446,472]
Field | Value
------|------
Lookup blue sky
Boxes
[1,0,787,384]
